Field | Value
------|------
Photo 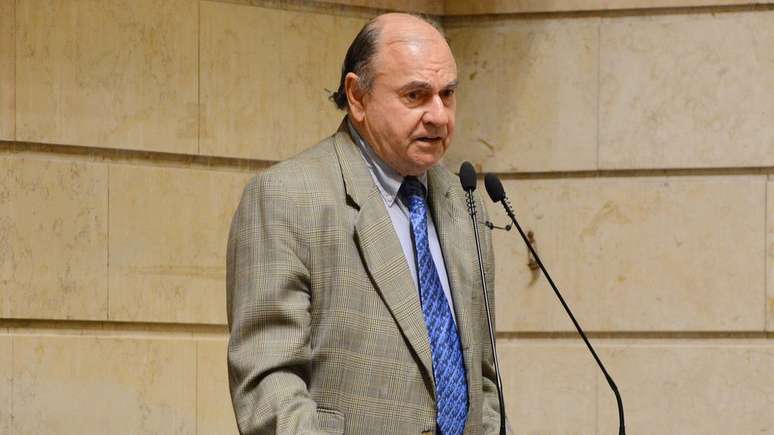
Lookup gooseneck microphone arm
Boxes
[458,162,507,435]
[484,173,625,435]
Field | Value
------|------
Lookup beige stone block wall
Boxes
[317,0,443,14]
[0,157,108,320]
[448,3,774,433]
[108,164,252,324]
[596,343,774,433]
[3,0,774,434]
[766,178,774,331]
[599,10,774,169]
[444,0,774,15]
[499,341,597,434]
[199,1,367,160]
[0,333,10,435]
[0,0,14,141]
[491,176,766,332]
[197,338,238,434]
[11,335,196,434]
[15,0,198,153]
[446,17,599,173]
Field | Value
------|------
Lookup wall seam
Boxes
[204,0,773,17]
[195,339,199,435]
[594,357,600,435]
[106,164,110,321]
[0,141,273,173]
[595,16,601,171]
[197,0,201,156]
[9,334,13,434]
[14,140,774,178]
[13,0,17,142]
[442,3,774,22]
[764,177,768,331]
[209,0,441,16]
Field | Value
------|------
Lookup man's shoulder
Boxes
[270,134,338,176]
[244,132,345,199]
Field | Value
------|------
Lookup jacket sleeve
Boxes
[478,194,513,435]
[226,172,325,435]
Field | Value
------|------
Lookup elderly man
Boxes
[227,13,503,435]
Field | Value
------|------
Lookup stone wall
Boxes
[1,0,773,433]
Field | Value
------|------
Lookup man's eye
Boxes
[442,89,455,98]
[406,91,420,101]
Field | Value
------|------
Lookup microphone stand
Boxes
[495,194,625,435]
[463,190,507,435]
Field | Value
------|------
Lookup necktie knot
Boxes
[400,176,426,203]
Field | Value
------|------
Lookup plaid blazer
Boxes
[226,120,504,435]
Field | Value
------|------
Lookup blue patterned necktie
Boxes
[400,176,469,435]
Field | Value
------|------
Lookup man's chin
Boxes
[405,156,444,176]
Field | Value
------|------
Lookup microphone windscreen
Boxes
[484,173,505,202]
[459,161,477,192]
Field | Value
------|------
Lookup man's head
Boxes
[332,13,458,176]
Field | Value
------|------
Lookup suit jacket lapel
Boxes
[332,121,435,383]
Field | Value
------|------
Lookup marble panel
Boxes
[444,0,771,15]
[200,1,368,160]
[499,340,597,434]
[12,335,196,434]
[490,175,765,332]
[198,338,239,434]
[599,11,774,169]
[316,0,443,14]
[0,0,13,140]
[108,164,252,324]
[765,179,774,331]
[446,17,598,173]
[597,343,774,434]
[0,333,10,435]
[0,157,108,320]
[15,0,198,153]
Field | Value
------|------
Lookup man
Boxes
[227,13,504,434]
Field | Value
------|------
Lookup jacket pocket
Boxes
[316,408,345,434]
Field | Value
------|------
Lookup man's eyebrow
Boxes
[397,79,460,93]
[397,81,433,93]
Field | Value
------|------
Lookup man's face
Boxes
[354,24,458,176]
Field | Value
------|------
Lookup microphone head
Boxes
[459,161,477,192]
[484,173,506,202]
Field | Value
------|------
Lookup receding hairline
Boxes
[369,13,447,50]
[329,13,449,110]
[367,14,454,76]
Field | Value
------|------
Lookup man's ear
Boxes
[345,72,366,122]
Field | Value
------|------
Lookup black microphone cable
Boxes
[484,173,626,435]
[458,162,507,435]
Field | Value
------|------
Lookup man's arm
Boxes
[226,172,323,435]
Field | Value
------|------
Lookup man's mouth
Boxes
[416,136,443,143]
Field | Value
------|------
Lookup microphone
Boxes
[459,161,478,192]
[483,173,626,435]
[458,162,507,435]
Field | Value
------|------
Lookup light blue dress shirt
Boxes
[348,119,457,324]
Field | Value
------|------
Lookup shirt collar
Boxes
[347,117,428,207]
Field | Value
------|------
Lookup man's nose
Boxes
[422,94,450,127]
